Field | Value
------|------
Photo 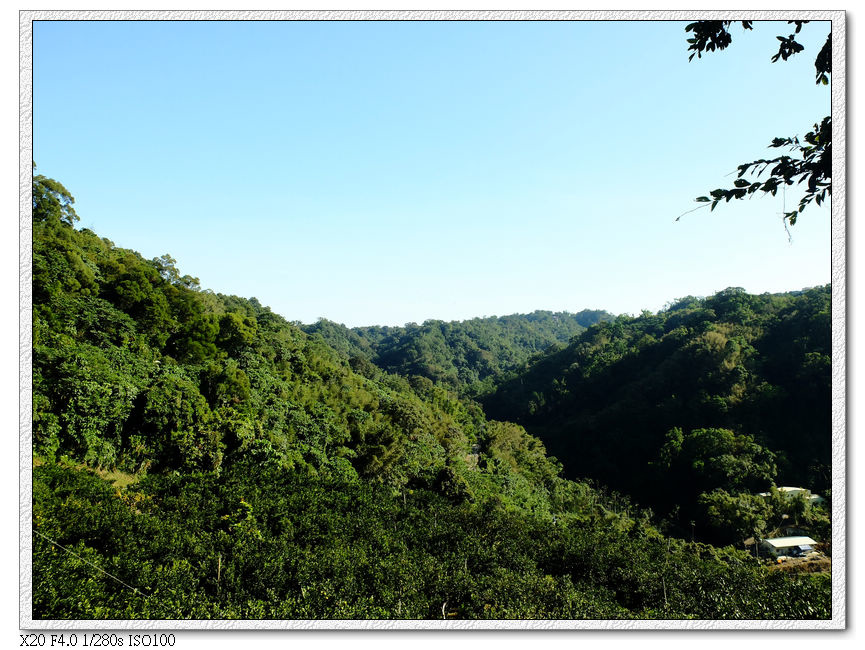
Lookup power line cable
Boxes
[32,528,148,598]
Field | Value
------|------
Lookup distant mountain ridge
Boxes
[302,309,614,394]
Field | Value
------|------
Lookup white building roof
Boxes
[757,486,813,498]
[762,536,817,548]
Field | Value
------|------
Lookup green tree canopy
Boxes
[33,171,79,226]
[659,427,777,495]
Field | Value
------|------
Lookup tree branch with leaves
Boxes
[682,20,831,226]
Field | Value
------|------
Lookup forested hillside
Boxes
[30,174,831,620]
[483,287,832,545]
[303,309,612,395]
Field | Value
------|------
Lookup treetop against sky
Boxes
[32,18,832,327]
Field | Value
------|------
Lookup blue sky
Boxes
[32,18,833,327]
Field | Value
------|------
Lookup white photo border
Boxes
[19,8,847,631]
